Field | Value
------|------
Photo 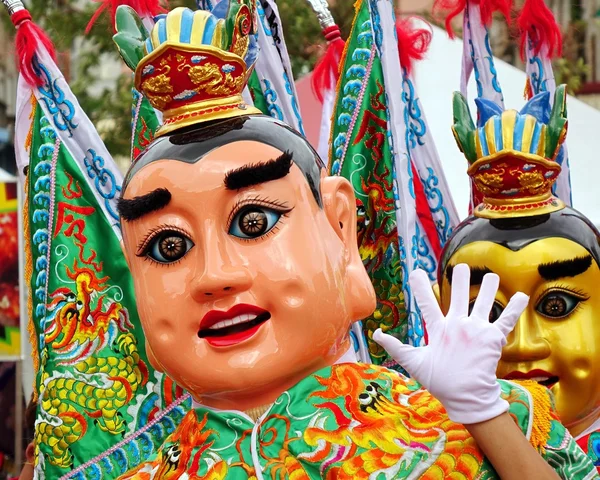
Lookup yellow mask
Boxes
[440,237,600,437]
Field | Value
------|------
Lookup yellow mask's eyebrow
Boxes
[538,255,592,281]
[446,265,495,286]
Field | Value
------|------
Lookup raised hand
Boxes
[373,264,529,425]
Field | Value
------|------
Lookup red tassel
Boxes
[86,0,167,34]
[13,10,57,87]
[396,17,432,74]
[517,0,562,59]
[432,0,512,38]
[311,25,345,103]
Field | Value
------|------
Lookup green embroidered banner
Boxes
[329,0,406,366]
[25,96,189,479]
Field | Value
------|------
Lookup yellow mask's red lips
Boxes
[504,370,559,389]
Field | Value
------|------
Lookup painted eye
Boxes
[536,291,581,319]
[229,207,282,239]
[468,300,505,323]
[147,232,194,264]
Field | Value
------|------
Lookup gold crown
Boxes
[115,3,261,137]
[452,86,568,218]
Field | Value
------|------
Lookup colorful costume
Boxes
[110,362,594,479]
[5,0,599,478]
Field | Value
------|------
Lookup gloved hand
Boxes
[373,263,529,425]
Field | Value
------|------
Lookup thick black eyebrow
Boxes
[117,188,171,222]
[538,255,592,281]
[446,265,494,286]
[224,151,293,190]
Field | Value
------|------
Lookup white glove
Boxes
[373,263,529,425]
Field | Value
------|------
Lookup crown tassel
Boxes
[3,0,58,87]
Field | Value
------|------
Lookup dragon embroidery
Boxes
[45,261,131,364]
[37,262,149,467]
[300,364,484,478]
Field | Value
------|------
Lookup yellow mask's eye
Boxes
[468,300,505,323]
[536,291,583,319]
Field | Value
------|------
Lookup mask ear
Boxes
[320,175,376,320]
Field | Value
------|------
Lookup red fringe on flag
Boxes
[12,9,57,87]
[396,17,432,74]
[517,0,562,59]
[86,0,167,34]
[311,25,345,103]
[432,0,512,38]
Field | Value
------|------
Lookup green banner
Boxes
[25,102,189,479]
[329,0,406,366]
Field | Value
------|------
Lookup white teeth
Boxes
[208,314,257,330]
[531,377,550,382]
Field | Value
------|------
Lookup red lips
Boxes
[198,304,270,348]
[504,369,559,388]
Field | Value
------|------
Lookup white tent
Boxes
[414,26,600,227]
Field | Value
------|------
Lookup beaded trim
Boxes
[59,393,191,480]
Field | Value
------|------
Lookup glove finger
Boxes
[494,292,530,338]
[448,263,470,319]
[373,329,422,376]
[470,273,500,322]
[409,269,443,334]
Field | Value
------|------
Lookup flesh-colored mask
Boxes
[121,140,375,411]
[441,238,600,436]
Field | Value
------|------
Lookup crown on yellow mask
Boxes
[452,85,568,219]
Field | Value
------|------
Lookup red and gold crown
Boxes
[115,2,261,137]
[452,86,568,219]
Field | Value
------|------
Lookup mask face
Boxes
[121,140,374,410]
[441,237,600,436]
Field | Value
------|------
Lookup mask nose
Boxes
[190,234,252,301]
[502,309,551,362]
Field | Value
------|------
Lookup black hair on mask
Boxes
[122,115,324,207]
[439,206,600,278]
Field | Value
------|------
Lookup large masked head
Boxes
[114,4,375,410]
[439,87,600,435]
